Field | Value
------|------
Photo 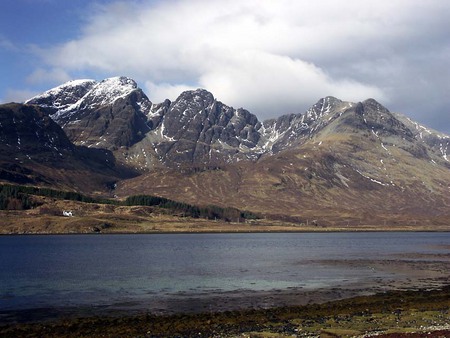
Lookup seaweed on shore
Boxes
[1,286,449,337]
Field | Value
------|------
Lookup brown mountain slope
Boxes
[115,102,450,227]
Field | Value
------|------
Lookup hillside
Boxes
[0,103,136,193]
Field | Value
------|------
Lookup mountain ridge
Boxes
[25,77,450,169]
[3,75,447,226]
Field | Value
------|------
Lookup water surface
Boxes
[1,232,449,321]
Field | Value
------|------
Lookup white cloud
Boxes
[26,67,71,85]
[198,50,384,114]
[144,81,197,103]
[32,0,450,130]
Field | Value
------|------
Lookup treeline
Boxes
[0,184,117,210]
[124,195,258,222]
[0,184,34,210]
[0,184,259,221]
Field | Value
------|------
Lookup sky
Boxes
[1,0,449,134]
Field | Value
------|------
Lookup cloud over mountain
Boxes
[11,0,450,133]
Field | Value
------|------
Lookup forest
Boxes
[0,184,258,222]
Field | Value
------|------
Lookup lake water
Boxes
[1,232,450,322]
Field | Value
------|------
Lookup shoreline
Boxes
[0,284,397,324]
[2,226,450,235]
[1,286,450,337]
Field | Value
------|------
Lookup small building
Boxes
[63,210,73,217]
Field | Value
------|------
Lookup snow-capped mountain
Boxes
[26,77,450,170]
[27,78,264,167]
[27,77,151,149]
[25,79,97,114]
[26,77,148,121]
[140,89,263,167]
[2,76,450,225]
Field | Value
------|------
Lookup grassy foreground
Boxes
[1,287,449,337]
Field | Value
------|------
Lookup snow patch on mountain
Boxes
[84,77,139,107]
[27,76,151,124]
[26,79,96,111]
[393,113,450,162]
[440,141,449,162]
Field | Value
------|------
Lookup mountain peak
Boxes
[26,79,96,111]
[25,76,144,120]
[83,76,139,107]
[307,96,345,118]
[361,98,390,114]
[24,76,152,149]
[323,96,341,103]
[97,76,138,90]
[177,88,215,104]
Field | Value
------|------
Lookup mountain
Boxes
[26,78,450,168]
[27,80,265,168]
[26,77,151,150]
[0,103,135,192]
[115,96,450,225]
[19,77,450,226]
[393,112,450,162]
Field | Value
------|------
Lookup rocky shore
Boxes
[1,286,449,337]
